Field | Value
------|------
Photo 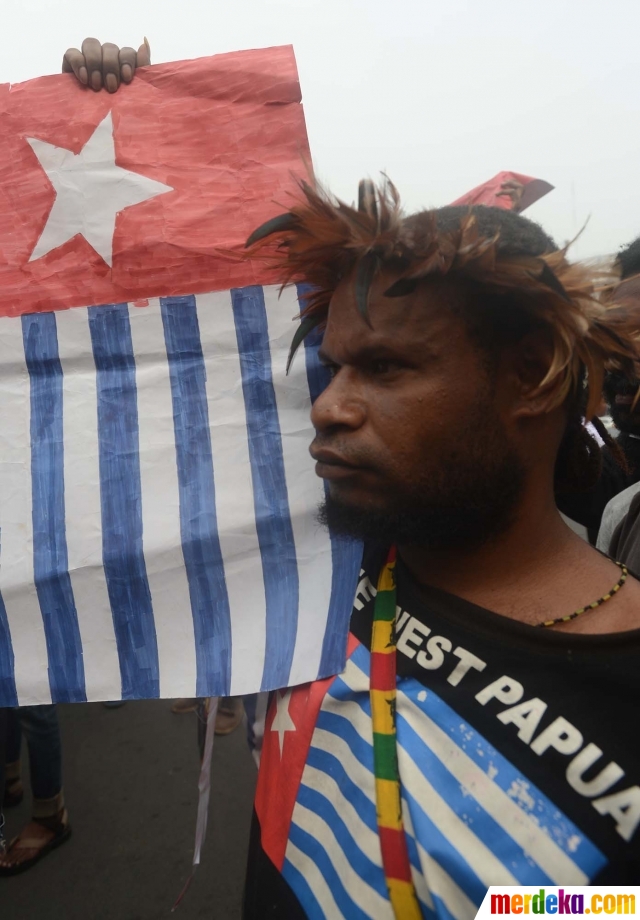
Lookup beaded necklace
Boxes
[537,561,628,628]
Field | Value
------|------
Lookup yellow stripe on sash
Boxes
[375,777,403,830]
[388,879,424,920]
[378,561,396,593]
[371,617,395,653]
[371,689,395,735]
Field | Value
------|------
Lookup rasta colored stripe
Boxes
[370,546,423,919]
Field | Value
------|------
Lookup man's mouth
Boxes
[310,448,365,481]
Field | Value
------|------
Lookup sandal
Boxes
[0,809,72,876]
[2,777,24,809]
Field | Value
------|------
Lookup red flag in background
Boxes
[0,46,310,316]
[452,170,553,212]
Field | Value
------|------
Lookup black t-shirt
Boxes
[244,546,640,919]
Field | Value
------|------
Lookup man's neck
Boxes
[397,485,617,627]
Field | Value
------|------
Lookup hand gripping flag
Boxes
[0,48,362,706]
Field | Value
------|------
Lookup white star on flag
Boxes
[26,112,173,267]
[271,689,296,756]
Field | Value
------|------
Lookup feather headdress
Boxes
[246,178,640,419]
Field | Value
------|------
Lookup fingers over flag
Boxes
[62,38,151,91]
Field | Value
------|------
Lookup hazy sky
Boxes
[3,0,639,258]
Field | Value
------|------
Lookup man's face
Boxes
[309,270,526,549]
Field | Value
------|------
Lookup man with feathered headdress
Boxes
[241,176,640,912]
[62,42,640,916]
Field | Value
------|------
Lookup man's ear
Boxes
[507,330,565,419]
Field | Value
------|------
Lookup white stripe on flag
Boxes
[401,808,437,913]
[128,300,197,698]
[55,306,121,700]
[301,764,382,866]
[311,728,375,799]
[413,836,477,920]
[262,285,334,686]
[290,800,394,919]
[196,292,268,695]
[0,317,51,704]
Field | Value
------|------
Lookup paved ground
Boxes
[0,700,257,920]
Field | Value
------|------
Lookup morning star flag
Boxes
[451,171,554,211]
[0,47,362,707]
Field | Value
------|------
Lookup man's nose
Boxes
[310,369,367,432]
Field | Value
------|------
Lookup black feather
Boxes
[245,214,300,248]
[286,313,325,374]
[534,262,572,302]
[355,252,379,325]
[358,179,378,221]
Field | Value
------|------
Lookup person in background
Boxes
[172,696,244,736]
[603,237,640,474]
[604,370,640,475]
[0,705,71,874]
[598,473,640,555]
[554,400,629,543]
[596,237,640,553]
[0,709,7,856]
[556,238,640,542]
[607,485,640,575]
[596,370,640,552]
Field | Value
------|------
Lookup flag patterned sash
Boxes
[370,546,423,919]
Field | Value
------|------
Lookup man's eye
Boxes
[371,359,395,375]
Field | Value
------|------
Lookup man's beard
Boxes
[317,413,526,551]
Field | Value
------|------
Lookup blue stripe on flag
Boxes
[231,287,299,690]
[281,855,330,920]
[305,746,378,835]
[402,784,487,905]
[88,304,159,700]
[22,313,86,703]
[286,821,374,920]
[161,296,232,696]
[315,708,374,771]
[402,826,438,919]
[296,285,362,678]
[296,782,389,898]
[0,585,17,707]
